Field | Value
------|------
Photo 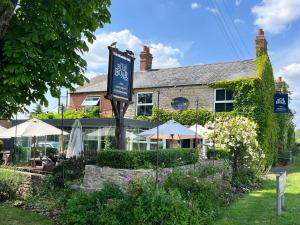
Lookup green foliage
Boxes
[29,103,42,118]
[96,149,198,169]
[35,107,100,119]
[122,180,190,225]
[25,175,73,214]
[210,55,279,169]
[207,148,229,159]
[59,163,233,225]
[207,116,264,188]
[163,170,234,224]
[0,1,111,118]
[0,168,27,201]
[60,183,124,225]
[136,106,237,126]
[0,140,4,152]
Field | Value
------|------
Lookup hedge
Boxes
[207,148,229,160]
[96,149,198,169]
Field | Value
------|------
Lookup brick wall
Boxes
[69,92,113,117]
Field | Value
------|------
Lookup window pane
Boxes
[226,90,234,101]
[215,103,225,112]
[216,90,225,101]
[137,105,153,116]
[138,93,153,104]
[144,93,153,103]
[225,103,233,112]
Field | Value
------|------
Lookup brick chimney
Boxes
[255,29,268,57]
[275,76,286,92]
[140,45,153,71]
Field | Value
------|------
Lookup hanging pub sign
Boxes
[106,46,135,102]
[274,93,289,113]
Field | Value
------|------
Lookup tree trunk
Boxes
[0,0,18,42]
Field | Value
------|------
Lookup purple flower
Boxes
[124,175,133,183]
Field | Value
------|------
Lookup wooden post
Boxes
[111,100,129,150]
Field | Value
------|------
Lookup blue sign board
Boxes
[274,94,289,113]
[107,48,134,102]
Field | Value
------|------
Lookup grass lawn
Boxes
[0,203,53,225]
[215,154,300,225]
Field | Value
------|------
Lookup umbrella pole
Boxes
[155,90,160,188]
[32,136,36,168]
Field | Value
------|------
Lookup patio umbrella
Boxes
[87,128,139,139]
[138,120,200,140]
[0,125,7,134]
[0,118,68,167]
[0,118,68,138]
[189,124,208,138]
[66,119,83,158]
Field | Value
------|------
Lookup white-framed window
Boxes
[81,95,100,110]
[136,92,153,116]
[214,89,234,112]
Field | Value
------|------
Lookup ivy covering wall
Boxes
[135,50,295,168]
[210,54,279,168]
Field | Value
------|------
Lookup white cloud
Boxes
[84,71,99,80]
[277,64,300,117]
[235,0,241,6]
[233,18,245,24]
[191,2,200,9]
[206,6,219,15]
[252,0,300,34]
[83,29,182,72]
[150,43,182,69]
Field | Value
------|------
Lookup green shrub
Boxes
[0,140,4,152]
[121,179,191,225]
[60,183,123,225]
[164,171,234,224]
[207,148,229,159]
[0,168,27,202]
[96,149,197,169]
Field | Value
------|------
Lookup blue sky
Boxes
[27,0,300,128]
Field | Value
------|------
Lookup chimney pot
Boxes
[255,28,268,57]
[278,76,283,82]
[257,28,265,36]
[140,45,153,71]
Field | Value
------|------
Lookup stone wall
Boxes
[81,160,224,192]
[14,170,44,199]
[126,85,215,118]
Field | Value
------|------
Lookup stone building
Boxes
[69,30,268,118]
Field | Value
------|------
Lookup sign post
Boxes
[106,46,135,150]
[276,172,286,215]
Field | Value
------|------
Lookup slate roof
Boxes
[75,59,256,93]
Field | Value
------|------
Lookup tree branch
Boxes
[0,0,18,42]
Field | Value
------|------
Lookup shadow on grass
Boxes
[215,159,300,225]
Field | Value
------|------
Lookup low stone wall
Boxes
[0,168,44,199]
[81,160,225,192]
[17,171,44,199]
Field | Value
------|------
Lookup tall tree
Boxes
[0,0,110,118]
